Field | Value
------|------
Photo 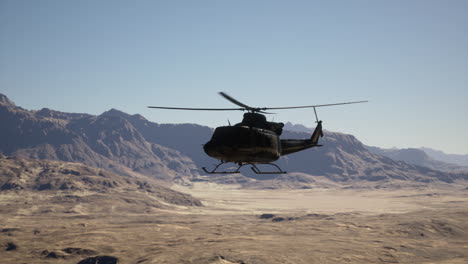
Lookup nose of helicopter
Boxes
[203,139,233,162]
[203,141,216,157]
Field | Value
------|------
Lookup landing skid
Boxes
[202,161,241,174]
[202,162,286,174]
[250,163,286,174]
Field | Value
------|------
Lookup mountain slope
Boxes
[421,147,468,167]
[0,154,201,206]
[0,94,198,182]
[366,146,468,173]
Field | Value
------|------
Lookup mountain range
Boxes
[420,147,468,167]
[0,94,200,184]
[284,122,468,173]
[365,146,468,173]
[1,93,467,188]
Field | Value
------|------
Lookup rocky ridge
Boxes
[0,154,201,206]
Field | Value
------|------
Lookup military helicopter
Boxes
[148,92,367,174]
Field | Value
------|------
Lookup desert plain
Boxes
[1,182,468,264]
[0,183,468,264]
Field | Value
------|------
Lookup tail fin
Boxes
[310,121,323,144]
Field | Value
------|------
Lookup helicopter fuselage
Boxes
[203,125,281,163]
[203,112,323,165]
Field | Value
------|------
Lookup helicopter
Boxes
[148,92,367,174]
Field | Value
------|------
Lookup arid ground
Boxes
[1,183,468,264]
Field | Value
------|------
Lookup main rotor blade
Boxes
[218,92,255,111]
[147,106,244,111]
[263,100,368,110]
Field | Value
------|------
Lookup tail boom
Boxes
[280,121,323,156]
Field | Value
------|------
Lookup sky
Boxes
[1,0,467,154]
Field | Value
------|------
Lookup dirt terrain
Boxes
[1,183,468,264]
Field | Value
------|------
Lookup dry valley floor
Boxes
[1,183,468,264]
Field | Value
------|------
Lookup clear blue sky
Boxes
[1,0,467,154]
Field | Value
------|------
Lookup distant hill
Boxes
[0,154,201,206]
[421,147,468,167]
[366,146,468,173]
[1,93,467,188]
[284,122,314,133]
